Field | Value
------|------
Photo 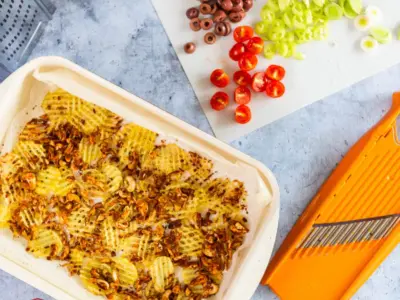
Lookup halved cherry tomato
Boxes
[233,26,254,43]
[235,105,252,124]
[251,72,266,92]
[210,69,230,88]
[229,43,246,61]
[233,70,251,86]
[246,37,264,55]
[210,92,229,111]
[234,86,251,105]
[266,80,285,98]
[238,53,258,72]
[265,65,286,81]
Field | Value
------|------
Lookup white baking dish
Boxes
[0,56,279,300]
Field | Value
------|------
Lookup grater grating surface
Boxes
[0,0,54,76]
[262,93,400,300]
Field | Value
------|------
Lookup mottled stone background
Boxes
[0,0,399,299]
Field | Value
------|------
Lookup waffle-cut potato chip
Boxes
[182,268,199,285]
[19,116,49,142]
[112,257,138,287]
[102,217,119,251]
[43,89,122,136]
[1,181,27,204]
[36,166,75,197]
[115,123,157,166]
[187,152,213,185]
[0,193,10,228]
[70,248,85,266]
[80,258,113,296]
[102,164,122,194]
[150,256,174,293]
[78,169,106,199]
[79,138,102,166]
[98,114,123,141]
[145,281,159,298]
[0,153,24,180]
[143,144,190,175]
[27,227,63,258]
[18,205,44,229]
[178,227,204,257]
[13,141,46,170]
[67,207,95,237]
[119,231,155,263]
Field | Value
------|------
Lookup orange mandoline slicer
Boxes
[262,93,400,300]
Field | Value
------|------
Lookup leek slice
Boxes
[324,3,343,20]
[370,26,392,44]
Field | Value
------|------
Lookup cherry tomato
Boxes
[233,26,254,43]
[265,65,286,81]
[229,43,246,61]
[235,105,252,124]
[234,86,251,105]
[210,92,229,111]
[266,80,285,98]
[246,37,264,55]
[233,70,251,86]
[251,72,266,92]
[238,53,258,72]
[210,69,230,88]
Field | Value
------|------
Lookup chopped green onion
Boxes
[265,0,280,12]
[279,0,291,11]
[293,15,306,30]
[348,0,362,14]
[343,1,358,19]
[305,10,313,24]
[284,31,296,42]
[293,52,306,60]
[338,0,346,8]
[324,3,343,20]
[255,21,270,35]
[269,26,286,41]
[260,8,276,23]
[312,0,325,7]
[370,26,393,44]
[292,2,306,16]
[263,43,276,59]
[283,12,293,28]
[313,25,328,40]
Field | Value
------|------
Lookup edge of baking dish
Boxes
[0,56,280,300]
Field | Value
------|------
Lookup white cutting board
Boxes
[152,0,400,142]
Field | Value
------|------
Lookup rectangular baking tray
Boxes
[0,56,280,300]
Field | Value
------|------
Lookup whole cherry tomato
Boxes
[210,92,229,110]
[265,65,286,81]
[238,53,258,72]
[265,80,285,98]
[235,105,252,124]
[251,72,266,92]
[246,36,264,55]
[229,43,246,61]
[234,86,251,105]
[233,70,251,86]
[210,69,230,88]
[233,26,254,43]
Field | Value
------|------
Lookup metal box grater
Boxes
[0,0,55,80]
